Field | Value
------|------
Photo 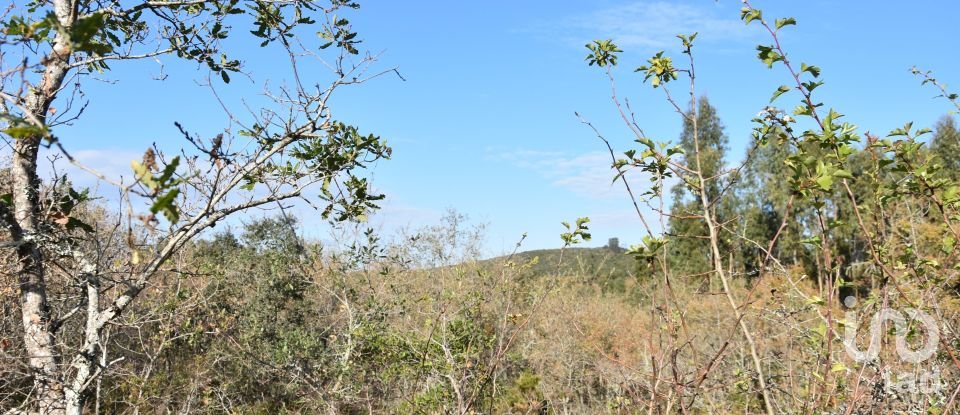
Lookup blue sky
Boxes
[46,0,960,256]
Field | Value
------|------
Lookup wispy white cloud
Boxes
[496,149,623,199]
[532,1,752,51]
[31,147,142,193]
[59,148,141,179]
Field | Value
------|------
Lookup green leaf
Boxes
[816,174,834,191]
[3,122,48,139]
[637,136,655,149]
[150,189,180,223]
[677,32,698,52]
[801,80,824,92]
[635,51,677,88]
[157,157,180,185]
[584,39,622,67]
[833,169,854,179]
[942,236,956,254]
[888,122,913,137]
[740,7,762,24]
[68,13,114,55]
[800,63,821,78]
[756,45,782,68]
[770,85,791,103]
[775,17,797,29]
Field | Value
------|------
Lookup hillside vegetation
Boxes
[484,246,637,292]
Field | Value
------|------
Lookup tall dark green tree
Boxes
[931,115,960,179]
[667,97,730,278]
[729,127,820,278]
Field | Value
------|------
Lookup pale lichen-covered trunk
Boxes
[12,136,65,414]
[12,0,77,411]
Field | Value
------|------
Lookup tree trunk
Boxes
[12,0,77,409]
[13,137,66,414]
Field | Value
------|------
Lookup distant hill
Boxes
[482,246,640,293]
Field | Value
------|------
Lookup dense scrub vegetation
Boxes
[2,0,960,413]
[5,192,958,413]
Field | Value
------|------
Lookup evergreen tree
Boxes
[667,97,730,278]
[731,130,814,277]
[931,115,960,179]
